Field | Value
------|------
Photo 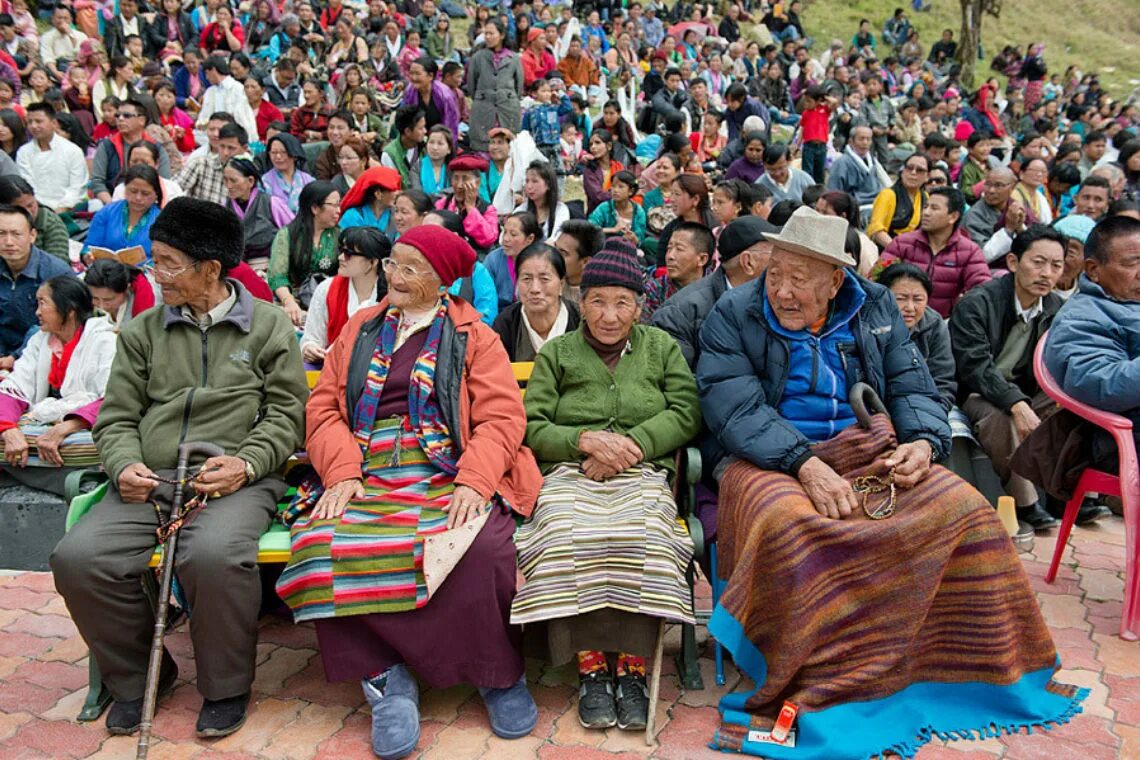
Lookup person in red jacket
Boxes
[879,186,991,318]
[520,28,555,89]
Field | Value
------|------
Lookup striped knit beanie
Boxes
[580,238,644,294]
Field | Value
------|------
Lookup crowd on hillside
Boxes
[1,1,1139,758]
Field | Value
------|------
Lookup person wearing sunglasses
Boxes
[867,152,931,249]
[299,226,389,366]
[89,97,174,206]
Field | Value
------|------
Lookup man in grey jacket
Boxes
[652,215,776,369]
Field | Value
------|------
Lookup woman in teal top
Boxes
[409,124,453,197]
[587,170,647,246]
[338,166,402,241]
[268,181,342,326]
[84,166,162,260]
[639,154,680,212]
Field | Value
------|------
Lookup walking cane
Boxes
[136,441,225,760]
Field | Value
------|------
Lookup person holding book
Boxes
[84,165,163,261]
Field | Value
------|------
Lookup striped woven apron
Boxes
[277,417,456,622]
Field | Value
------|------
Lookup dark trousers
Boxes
[50,473,285,702]
[963,391,1056,508]
[801,140,827,184]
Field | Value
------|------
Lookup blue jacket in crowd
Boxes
[696,270,950,475]
[0,246,75,358]
[1045,274,1140,432]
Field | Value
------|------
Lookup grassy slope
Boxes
[799,0,1140,96]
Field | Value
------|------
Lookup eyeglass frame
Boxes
[143,260,200,282]
[381,257,434,280]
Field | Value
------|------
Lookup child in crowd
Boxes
[797,85,833,184]
[522,78,568,164]
[91,95,120,142]
[559,120,581,175]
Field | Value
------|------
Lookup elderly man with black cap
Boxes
[694,206,1084,760]
[652,215,778,369]
[278,225,542,759]
[51,197,308,739]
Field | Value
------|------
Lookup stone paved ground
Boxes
[0,517,1137,760]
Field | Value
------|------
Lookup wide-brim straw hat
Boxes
[761,206,855,268]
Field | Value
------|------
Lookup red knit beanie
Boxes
[395,226,476,287]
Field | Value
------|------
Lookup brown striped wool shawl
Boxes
[710,415,1085,758]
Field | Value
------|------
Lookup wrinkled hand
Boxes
[798,456,858,520]
[443,484,488,529]
[35,421,80,467]
[191,455,247,497]
[118,462,159,503]
[581,455,623,482]
[882,439,933,489]
[1010,400,1041,442]
[302,343,327,364]
[2,427,29,468]
[578,430,642,474]
[282,299,306,327]
[312,478,364,520]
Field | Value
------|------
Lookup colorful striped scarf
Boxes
[352,296,459,476]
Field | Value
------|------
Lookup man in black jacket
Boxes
[948,225,1102,530]
[103,0,152,59]
[651,67,687,125]
[654,215,775,480]
[652,215,776,369]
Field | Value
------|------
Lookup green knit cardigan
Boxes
[524,324,702,473]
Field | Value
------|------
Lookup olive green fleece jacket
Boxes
[35,207,71,262]
[94,281,308,483]
[524,324,701,473]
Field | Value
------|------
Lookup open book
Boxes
[88,245,147,267]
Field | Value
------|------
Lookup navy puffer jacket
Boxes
[696,270,951,475]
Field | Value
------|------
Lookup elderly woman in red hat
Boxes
[277,225,543,760]
[435,153,500,255]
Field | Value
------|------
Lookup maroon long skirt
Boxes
[314,508,524,690]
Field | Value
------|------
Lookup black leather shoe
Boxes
[105,652,179,735]
[196,693,250,738]
[1076,501,1113,526]
[1017,503,1061,532]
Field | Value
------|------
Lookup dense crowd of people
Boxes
[0,0,1138,758]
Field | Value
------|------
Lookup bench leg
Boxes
[675,560,705,691]
[674,622,704,691]
[77,657,112,721]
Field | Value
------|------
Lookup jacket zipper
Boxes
[808,335,820,393]
[176,330,210,447]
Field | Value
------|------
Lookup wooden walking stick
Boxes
[136,441,225,760]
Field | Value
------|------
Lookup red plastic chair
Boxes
[1033,332,1140,641]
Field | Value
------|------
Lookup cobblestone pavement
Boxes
[0,517,1136,759]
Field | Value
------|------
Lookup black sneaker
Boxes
[615,672,649,731]
[105,651,179,736]
[196,693,250,738]
[577,671,617,729]
[1017,503,1060,532]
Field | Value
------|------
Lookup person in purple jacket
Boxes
[402,56,459,141]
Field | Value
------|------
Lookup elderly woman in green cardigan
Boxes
[510,242,701,734]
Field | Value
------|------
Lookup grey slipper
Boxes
[478,675,537,740]
[362,664,420,760]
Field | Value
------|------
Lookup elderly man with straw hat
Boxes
[694,206,1084,760]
